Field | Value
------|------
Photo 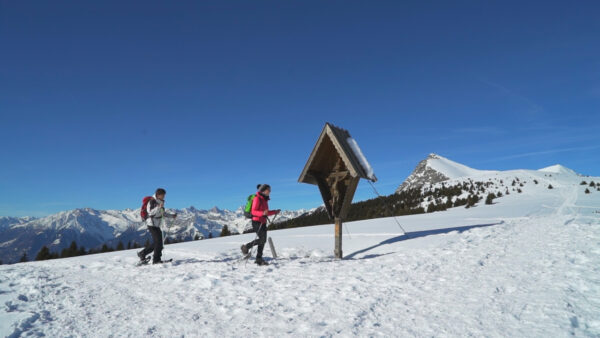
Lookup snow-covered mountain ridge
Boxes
[0,206,310,264]
[395,154,599,214]
[397,153,585,192]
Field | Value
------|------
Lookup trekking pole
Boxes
[162,215,174,248]
[266,213,280,227]
[266,214,279,259]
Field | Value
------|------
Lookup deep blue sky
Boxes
[1,1,599,217]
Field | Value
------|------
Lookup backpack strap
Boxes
[148,198,158,217]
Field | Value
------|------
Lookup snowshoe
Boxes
[137,250,147,261]
[152,258,173,265]
[136,256,151,267]
[255,259,269,266]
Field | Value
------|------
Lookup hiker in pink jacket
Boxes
[241,184,280,265]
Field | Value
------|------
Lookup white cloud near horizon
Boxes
[480,145,600,163]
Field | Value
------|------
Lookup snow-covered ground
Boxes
[1,174,599,337]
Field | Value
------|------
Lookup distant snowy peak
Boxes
[0,216,36,230]
[397,154,583,193]
[397,154,490,193]
[425,153,491,179]
[538,164,579,176]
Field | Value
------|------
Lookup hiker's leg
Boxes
[256,224,267,260]
[149,226,163,262]
[140,228,155,257]
[246,221,262,248]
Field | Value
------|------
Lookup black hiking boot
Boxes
[241,244,249,255]
[152,259,172,264]
[137,250,147,262]
[255,258,269,266]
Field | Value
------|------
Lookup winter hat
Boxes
[258,184,271,192]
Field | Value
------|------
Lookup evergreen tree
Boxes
[548,184,553,189]
[580,181,587,185]
[20,252,28,263]
[0,259,3,265]
[533,179,538,184]
[101,244,111,252]
[220,225,232,237]
[208,232,213,239]
[485,193,496,205]
[69,241,78,256]
[127,241,131,250]
[116,241,125,251]
[590,181,596,187]
[61,241,79,258]
[585,188,590,194]
[36,246,50,261]
[426,203,435,213]
[194,234,200,240]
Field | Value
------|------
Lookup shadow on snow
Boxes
[344,222,503,260]
[166,222,503,265]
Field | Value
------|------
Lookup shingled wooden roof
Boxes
[298,123,377,185]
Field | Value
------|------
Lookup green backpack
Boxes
[243,194,256,219]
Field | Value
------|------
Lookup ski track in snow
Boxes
[1,186,599,336]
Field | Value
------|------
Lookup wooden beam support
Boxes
[334,217,343,259]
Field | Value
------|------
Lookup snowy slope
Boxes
[1,169,599,336]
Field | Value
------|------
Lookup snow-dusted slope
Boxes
[1,168,598,337]
[0,206,310,264]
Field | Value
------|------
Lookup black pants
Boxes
[140,226,163,263]
[245,221,267,260]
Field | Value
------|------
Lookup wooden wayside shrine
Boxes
[298,123,377,259]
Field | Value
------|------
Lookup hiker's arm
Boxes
[267,209,279,216]
[147,200,162,217]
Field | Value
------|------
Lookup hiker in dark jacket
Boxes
[138,188,177,264]
[241,184,280,266]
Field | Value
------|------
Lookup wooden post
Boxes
[334,217,343,259]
